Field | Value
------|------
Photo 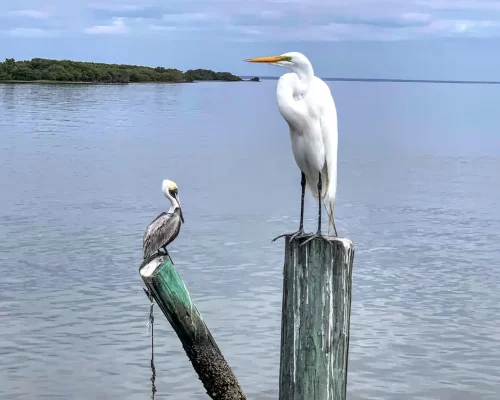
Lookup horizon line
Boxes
[240,76,500,85]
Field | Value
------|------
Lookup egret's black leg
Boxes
[301,172,329,246]
[272,172,308,242]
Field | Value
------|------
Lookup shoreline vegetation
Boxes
[0,58,259,84]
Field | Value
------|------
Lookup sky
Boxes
[1,0,500,80]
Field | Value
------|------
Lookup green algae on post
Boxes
[279,236,355,400]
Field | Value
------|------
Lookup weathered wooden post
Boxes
[139,254,246,400]
[279,236,355,400]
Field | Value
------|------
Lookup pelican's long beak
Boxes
[175,194,184,223]
[245,55,286,63]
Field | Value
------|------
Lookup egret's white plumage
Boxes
[246,52,338,237]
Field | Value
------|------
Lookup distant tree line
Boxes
[0,58,242,83]
[184,69,241,82]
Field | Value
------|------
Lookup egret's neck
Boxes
[276,64,314,127]
[293,64,314,96]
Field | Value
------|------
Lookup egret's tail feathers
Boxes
[323,200,336,236]
[320,163,337,236]
[307,171,329,199]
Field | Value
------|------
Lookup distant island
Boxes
[0,58,244,84]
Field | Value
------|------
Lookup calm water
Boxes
[1,80,499,400]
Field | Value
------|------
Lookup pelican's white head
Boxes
[162,179,184,223]
[245,51,313,75]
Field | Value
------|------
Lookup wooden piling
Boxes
[279,236,355,400]
[139,254,246,400]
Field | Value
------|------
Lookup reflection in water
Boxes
[1,82,500,399]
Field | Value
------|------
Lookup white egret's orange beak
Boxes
[245,55,287,63]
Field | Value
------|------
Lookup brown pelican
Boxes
[143,179,184,259]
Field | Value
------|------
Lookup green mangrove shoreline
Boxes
[0,80,128,84]
[0,58,257,84]
[0,79,256,85]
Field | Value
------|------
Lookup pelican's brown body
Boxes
[142,207,182,259]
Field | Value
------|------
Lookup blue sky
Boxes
[1,0,500,79]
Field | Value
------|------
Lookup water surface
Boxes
[1,81,499,399]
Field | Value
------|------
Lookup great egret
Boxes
[143,179,184,259]
[246,52,338,243]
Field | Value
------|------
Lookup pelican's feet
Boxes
[272,228,307,243]
[300,231,333,247]
[157,247,170,259]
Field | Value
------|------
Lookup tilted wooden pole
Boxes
[139,254,246,400]
[279,236,355,400]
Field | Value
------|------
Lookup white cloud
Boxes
[8,28,56,37]
[223,12,500,42]
[259,10,282,19]
[88,3,146,11]
[5,0,500,41]
[161,12,223,22]
[9,9,51,19]
[84,17,128,34]
[400,13,432,23]
[148,25,205,32]
[420,18,500,36]
[149,25,178,31]
[416,0,500,11]
[227,24,263,35]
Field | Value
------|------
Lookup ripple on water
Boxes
[1,83,500,399]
